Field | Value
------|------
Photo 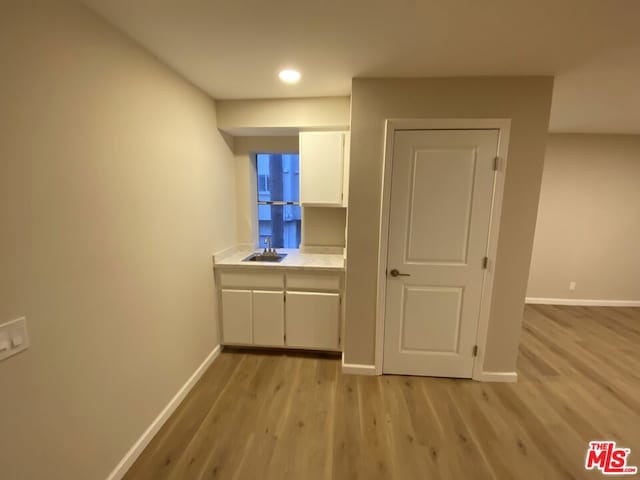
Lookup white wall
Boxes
[0,2,236,479]
[527,134,640,303]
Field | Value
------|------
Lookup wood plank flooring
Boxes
[123,305,640,479]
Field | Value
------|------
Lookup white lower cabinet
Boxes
[285,291,340,350]
[221,289,285,346]
[253,290,284,346]
[221,289,252,344]
[217,269,343,351]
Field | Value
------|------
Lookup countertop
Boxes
[213,246,345,272]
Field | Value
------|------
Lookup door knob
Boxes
[389,269,410,277]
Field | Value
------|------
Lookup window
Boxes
[256,153,301,249]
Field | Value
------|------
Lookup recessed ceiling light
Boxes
[278,69,301,84]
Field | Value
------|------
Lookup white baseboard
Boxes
[526,297,640,307]
[105,345,221,480]
[341,353,377,376]
[475,371,518,383]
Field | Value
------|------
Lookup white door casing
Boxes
[382,129,501,378]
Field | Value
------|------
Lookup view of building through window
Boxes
[256,153,301,249]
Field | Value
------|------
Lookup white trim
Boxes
[526,297,640,307]
[341,353,377,375]
[475,371,518,383]
[105,346,221,480]
[374,119,511,379]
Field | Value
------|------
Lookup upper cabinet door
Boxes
[299,131,345,206]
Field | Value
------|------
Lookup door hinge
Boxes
[482,257,489,269]
[473,345,479,357]
[493,156,501,171]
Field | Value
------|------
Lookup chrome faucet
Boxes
[263,236,278,256]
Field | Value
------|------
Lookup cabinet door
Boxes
[285,292,340,349]
[253,291,284,346]
[300,132,344,206]
[221,289,252,344]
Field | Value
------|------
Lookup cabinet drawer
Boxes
[219,270,284,289]
[286,272,341,291]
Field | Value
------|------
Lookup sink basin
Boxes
[243,252,288,263]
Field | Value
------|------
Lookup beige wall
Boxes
[302,207,347,247]
[528,134,640,301]
[216,96,351,135]
[345,77,554,372]
[0,3,236,479]
[233,136,347,248]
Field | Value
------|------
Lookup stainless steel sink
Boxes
[243,252,288,263]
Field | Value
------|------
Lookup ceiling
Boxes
[83,0,640,134]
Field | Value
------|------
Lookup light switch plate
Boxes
[0,317,29,362]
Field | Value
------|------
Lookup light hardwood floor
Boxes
[123,305,640,479]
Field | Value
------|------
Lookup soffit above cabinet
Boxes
[216,97,350,136]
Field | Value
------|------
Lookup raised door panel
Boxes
[405,147,476,264]
[286,291,340,349]
[253,290,284,346]
[300,132,344,206]
[221,289,252,344]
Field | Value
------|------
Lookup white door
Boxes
[383,129,500,377]
[285,291,340,349]
[253,290,284,346]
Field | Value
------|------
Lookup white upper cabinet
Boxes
[299,131,349,207]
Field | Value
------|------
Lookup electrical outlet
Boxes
[0,317,29,362]
[569,281,576,291]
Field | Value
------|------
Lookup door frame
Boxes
[375,119,511,380]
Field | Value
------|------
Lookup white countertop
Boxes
[213,246,345,272]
